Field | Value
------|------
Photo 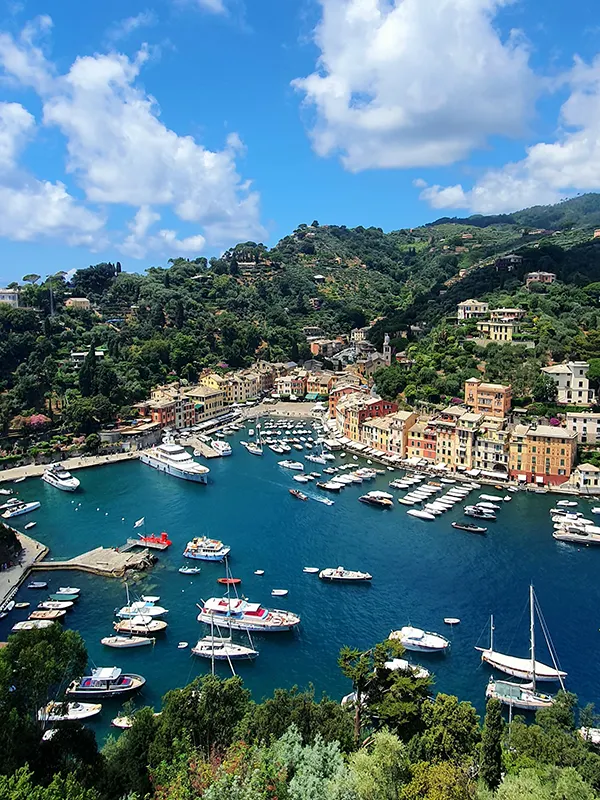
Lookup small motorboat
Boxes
[290,488,308,500]
[557,500,578,507]
[293,475,310,483]
[112,716,134,729]
[49,593,78,602]
[217,577,242,585]
[113,615,168,636]
[314,496,334,506]
[38,600,73,611]
[444,617,461,625]
[271,589,289,597]
[319,567,372,582]
[179,566,202,575]
[407,509,436,521]
[303,567,319,573]
[278,460,304,471]
[27,581,47,590]
[14,602,30,609]
[177,642,188,649]
[101,635,155,648]
[451,521,487,534]
[359,492,394,509]
[389,626,450,653]
[254,569,265,576]
[67,667,145,698]
[24,522,37,530]
[29,609,66,620]
[57,587,80,595]
[12,619,54,631]
[13,477,26,484]
[39,702,102,722]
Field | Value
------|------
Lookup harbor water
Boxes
[2,426,599,735]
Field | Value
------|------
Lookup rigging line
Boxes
[506,596,529,653]
[473,617,493,649]
[534,594,565,675]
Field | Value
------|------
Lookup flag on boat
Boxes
[133,517,145,529]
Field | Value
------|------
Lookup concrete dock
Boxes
[0,531,49,607]
[184,436,220,458]
[30,546,155,578]
[0,452,139,484]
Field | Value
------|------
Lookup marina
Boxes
[0,418,597,736]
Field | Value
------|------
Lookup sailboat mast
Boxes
[490,614,494,651]
[211,614,215,676]
[530,584,536,690]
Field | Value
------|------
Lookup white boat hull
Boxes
[477,648,567,682]
[197,612,298,632]
[42,474,80,492]
[140,453,208,483]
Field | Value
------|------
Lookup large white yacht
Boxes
[140,442,210,483]
[42,463,80,492]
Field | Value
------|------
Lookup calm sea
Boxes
[3,422,599,736]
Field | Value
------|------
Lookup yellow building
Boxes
[184,385,226,422]
[476,320,515,342]
[361,417,392,452]
[508,424,577,486]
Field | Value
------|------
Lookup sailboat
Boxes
[245,423,263,456]
[485,585,565,710]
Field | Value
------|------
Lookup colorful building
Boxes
[476,320,516,342]
[457,299,489,320]
[508,424,577,486]
[464,378,512,418]
[566,411,600,444]
[406,421,437,461]
[388,410,418,457]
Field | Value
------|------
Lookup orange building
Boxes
[464,378,512,419]
[406,421,437,461]
[508,424,577,486]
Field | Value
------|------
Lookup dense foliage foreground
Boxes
[0,627,599,799]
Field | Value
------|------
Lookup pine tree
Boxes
[480,697,503,791]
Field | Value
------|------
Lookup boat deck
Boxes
[30,546,155,577]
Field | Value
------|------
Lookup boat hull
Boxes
[42,475,79,492]
[197,612,299,632]
[477,649,567,682]
[139,454,208,483]
[67,674,145,698]
[183,549,230,561]
[101,636,154,648]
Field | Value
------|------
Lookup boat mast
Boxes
[490,614,494,651]
[211,614,215,676]
[530,584,536,691]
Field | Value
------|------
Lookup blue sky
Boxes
[0,0,598,282]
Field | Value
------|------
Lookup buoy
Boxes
[105,512,108,516]
[96,508,100,511]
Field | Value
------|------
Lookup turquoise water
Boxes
[2,424,600,736]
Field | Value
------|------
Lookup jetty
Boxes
[0,452,138,484]
[30,546,155,578]
[183,437,220,458]
[0,531,49,607]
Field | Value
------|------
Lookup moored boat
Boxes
[183,536,231,561]
[39,702,102,722]
[451,521,487,534]
[101,635,155,648]
[27,582,48,590]
[38,600,73,611]
[278,460,304,471]
[407,509,436,521]
[116,596,168,618]
[140,441,210,483]
[2,500,41,519]
[42,463,80,492]
[114,615,167,635]
[197,597,300,632]
[12,619,54,631]
[319,567,372,582]
[134,531,172,550]
[67,667,145,698]
[389,626,450,653]
[217,577,241,585]
[486,678,555,710]
[191,634,259,660]
[29,609,66,620]
[359,492,394,509]
[179,565,202,574]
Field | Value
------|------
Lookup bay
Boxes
[2,424,599,737]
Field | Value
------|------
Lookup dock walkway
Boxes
[0,452,138,484]
[30,546,155,578]
[184,437,220,458]
[0,532,49,607]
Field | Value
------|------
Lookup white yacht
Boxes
[42,464,80,492]
[389,626,450,653]
[140,442,210,483]
[39,701,102,722]
[192,634,259,660]
[197,597,300,632]
[116,596,168,619]
[211,439,233,457]
[278,460,304,471]
[2,499,41,519]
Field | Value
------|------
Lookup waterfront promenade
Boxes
[0,532,48,608]
[0,451,138,484]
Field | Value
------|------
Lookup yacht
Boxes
[39,702,102,722]
[407,509,436,521]
[113,615,167,635]
[116,596,168,618]
[359,493,394,509]
[12,619,54,632]
[101,635,155,648]
[2,499,41,519]
[211,440,233,457]
[42,464,80,492]
[278,460,304,471]
[319,567,372,582]
[197,597,300,632]
[486,679,555,710]
[389,626,450,653]
[140,442,210,483]
[183,536,231,561]
[67,667,145,698]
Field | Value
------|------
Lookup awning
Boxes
[517,474,527,482]
[465,468,481,476]
[536,476,545,484]
[305,393,319,401]
[480,470,509,481]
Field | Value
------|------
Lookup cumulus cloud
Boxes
[0,16,263,256]
[107,11,158,43]
[418,54,600,213]
[293,0,535,171]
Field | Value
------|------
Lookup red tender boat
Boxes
[137,531,172,550]
[217,577,241,586]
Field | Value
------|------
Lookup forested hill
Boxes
[2,194,600,435]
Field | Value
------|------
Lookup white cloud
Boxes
[0,102,35,169]
[192,0,226,13]
[0,17,263,256]
[293,0,535,171]
[419,54,600,213]
[107,11,158,42]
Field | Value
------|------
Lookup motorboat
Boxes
[271,589,288,597]
[319,567,372,582]
[183,536,231,561]
[314,496,334,506]
[0,488,12,495]
[56,587,80,595]
[133,531,172,550]
[278,460,304,471]
[254,569,265,575]
[217,577,241,585]
[14,602,29,609]
[101,635,155,648]
[407,509,436,521]
[67,667,145,698]
[47,595,76,605]
[24,522,37,530]
[179,566,202,574]
[211,439,233,457]
[480,493,506,502]
[293,474,310,483]
[112,716,134,729]
[2,500,41,519]
[384,658,431,679]
[116,596,168,618]
[38,601,74,611]
[477,501,501,511]
[303,567,319,573]
[197,597,300,631]
[557,500,577,507]
[316,481,343,492]
[464,506,496,520]
[451,521,487,534]
[289,488,308,500]
[113,615,167,635]
[12,619,54,631]
[42,464,80,492]
[389,626,450,653]
[29,609,65,621]
[359,493,393,509]
[140,441,210,483]
[444,618,461,625]
[27,581,48,590]
[39,702,102,722]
